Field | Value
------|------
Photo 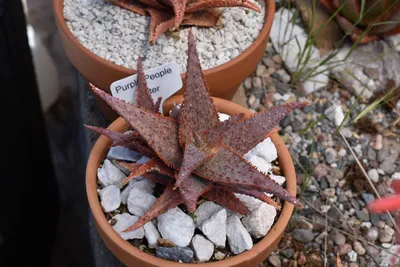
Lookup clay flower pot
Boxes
[86,96,297,267]
[54,0,275,119]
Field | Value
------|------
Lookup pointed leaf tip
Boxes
[223,101,309,155]
[203,187,249,215]
[195,146,302,207]
[178,174,212,212]
[136,56,155,111]
[179,29,219,145]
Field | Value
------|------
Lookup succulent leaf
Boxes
[203,187,249,215]
[178,174,212,212]
[137,0,166,10]
[195,146,302,207]
[112,0,147,16]
[321,0,400,43]
[91,87,183,169]
[202,113,244,147]
[181,9,222,27]
[158,0,188,28]
[223,102,309,155]
[153,97,162,114]
[136,57,155,111]
[85,125,155,157]
[179,30,219,146]
[147,8,176,45]
[143,173,173,185]
[120,157,175,185]
[185,0,260,13]
[175,142,210,188]
[123,184,184,231]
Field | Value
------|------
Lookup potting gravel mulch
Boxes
[64,0,265,72]
[242,42,400,267]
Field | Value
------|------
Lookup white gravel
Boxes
[64,0,265,72]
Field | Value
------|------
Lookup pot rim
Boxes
[53,0,275,76]
[86,96,296,266]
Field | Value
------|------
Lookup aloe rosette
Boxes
[87,29,308,233]
[108,0,261,44]
[321,0,400,43]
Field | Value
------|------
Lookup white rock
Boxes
[392,172,400,179]
[194,201,223,228]
[127,187,156,216]
[270,174,286,185]
[82,0,104,5]
[269,8,328,93]
[111,213,144,240]
[235,193,263,212]
[158,207,195,247]
[325,103,346,127]
[107,146,142,162]
[200,209,227,248]
[368,169,380,183]
[64,0,265,72]
[121,178,156,204]
[143,221,161,248]
[99,185,121,212]
[380,245,400,266]
[191,235,214,262]
[137,156,149,164]
[246,137,277,163]
[97,159,127,188]
[218,113,230,122]
[227,215,253,254]
[347,250,357,262]
[243,154,272,174]
[242,203,276,238]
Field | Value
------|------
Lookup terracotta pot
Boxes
[54,0,275,119]
[86,96,296,267]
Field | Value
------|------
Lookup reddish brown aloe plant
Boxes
[87,29,308,232]
[109,0,261,44]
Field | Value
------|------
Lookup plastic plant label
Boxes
[110,62,183,113]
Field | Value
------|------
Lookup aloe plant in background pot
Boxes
[85,30,308,266]
[54,0,276,120]
[321,0,400,44]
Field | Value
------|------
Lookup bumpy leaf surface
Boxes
[181,9,222,27]
[185,0,261,13]
[223,102,308,155]
[85,125,155,157]
[195,146,302,207]
[91,87,182,168]
[179,30,219,146]
[203,187,249,215]
[120,157,175,185]
[202,113,244,146]
[178,174,212,212]
[123,184,184,231]
[175,143,209,188]
[158,0,188,28]
[153,97,162,114]
[147,8,175,44]
[136,57,155,111]
[143,173,172,186]
[137,0,166,9]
